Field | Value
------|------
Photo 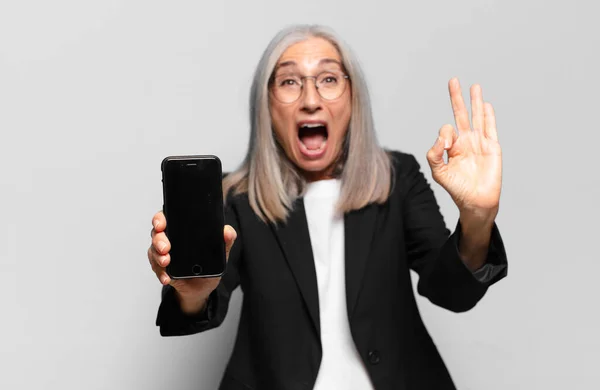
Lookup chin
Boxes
[293,152,338,180]
[299,161,329,172]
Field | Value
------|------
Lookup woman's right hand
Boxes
[147,210,237,315]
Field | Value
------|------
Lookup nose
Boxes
[300,78,322,112]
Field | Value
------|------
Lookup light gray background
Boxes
[1,0,598,389]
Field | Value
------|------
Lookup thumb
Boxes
[224,225,237,262]
[426,136,446,173]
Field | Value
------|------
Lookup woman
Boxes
[148,24,507,390]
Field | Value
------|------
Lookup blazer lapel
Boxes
[345,203,379,320]
[270,198,321,337]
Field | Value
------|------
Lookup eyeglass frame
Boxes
[268,70,351,104]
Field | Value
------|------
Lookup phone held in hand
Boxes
[161,155,226,279]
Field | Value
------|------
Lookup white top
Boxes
[303,179,375,390]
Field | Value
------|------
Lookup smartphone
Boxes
[161,155,225,279]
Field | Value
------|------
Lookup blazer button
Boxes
[368,350,380,365]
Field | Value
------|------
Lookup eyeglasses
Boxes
[270,70,350,104]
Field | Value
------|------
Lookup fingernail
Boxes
[158,242,166,252]
[160,275,167,284]
[445,139,450,149]
[153,220,159,229]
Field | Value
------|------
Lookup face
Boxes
[269,37,351,182]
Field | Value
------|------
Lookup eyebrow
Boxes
[275,58,343,71]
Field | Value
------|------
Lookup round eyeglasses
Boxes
[270,70,350,104]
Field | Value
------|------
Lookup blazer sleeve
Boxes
[398,152,508,312]
[155,202,243,336]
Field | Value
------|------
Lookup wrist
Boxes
[458,211,496,272]
[459,207,497,232]
[175,289,211,315]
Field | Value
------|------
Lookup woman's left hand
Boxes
[426,78,502,222]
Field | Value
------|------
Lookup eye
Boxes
[275,74,301,88]
[318,73,339,85]
[279,78,297,87]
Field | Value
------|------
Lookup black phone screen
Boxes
[162,156,225,278]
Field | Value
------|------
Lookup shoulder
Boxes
[381,149,432,202]
[384,149,422,178]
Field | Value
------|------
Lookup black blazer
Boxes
[156,150,508,390]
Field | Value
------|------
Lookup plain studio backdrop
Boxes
[1,0,598,389]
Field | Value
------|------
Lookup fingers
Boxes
[426,139,443,170]
[470,84,484,132]
[149,243,170,267]
[484,102,498,141]
[224,225,237,262]
[427,124,455,171]
[147,246,171,285]
[152,230,171,256]
[151,210,170,255]
[149,210,171,285]
[438,124,457,149]
[448,77,471,134]
[427,124,456,172]
[152,211,166,232]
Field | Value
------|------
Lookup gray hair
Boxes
[223,24,393,223]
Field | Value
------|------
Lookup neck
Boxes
[302,167,337,182]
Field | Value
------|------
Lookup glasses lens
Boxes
[316,71,346,100]
[273,75,302,103]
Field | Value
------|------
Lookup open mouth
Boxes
[298,122,328,152]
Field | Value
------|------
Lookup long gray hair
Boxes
[223,24,393,223]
